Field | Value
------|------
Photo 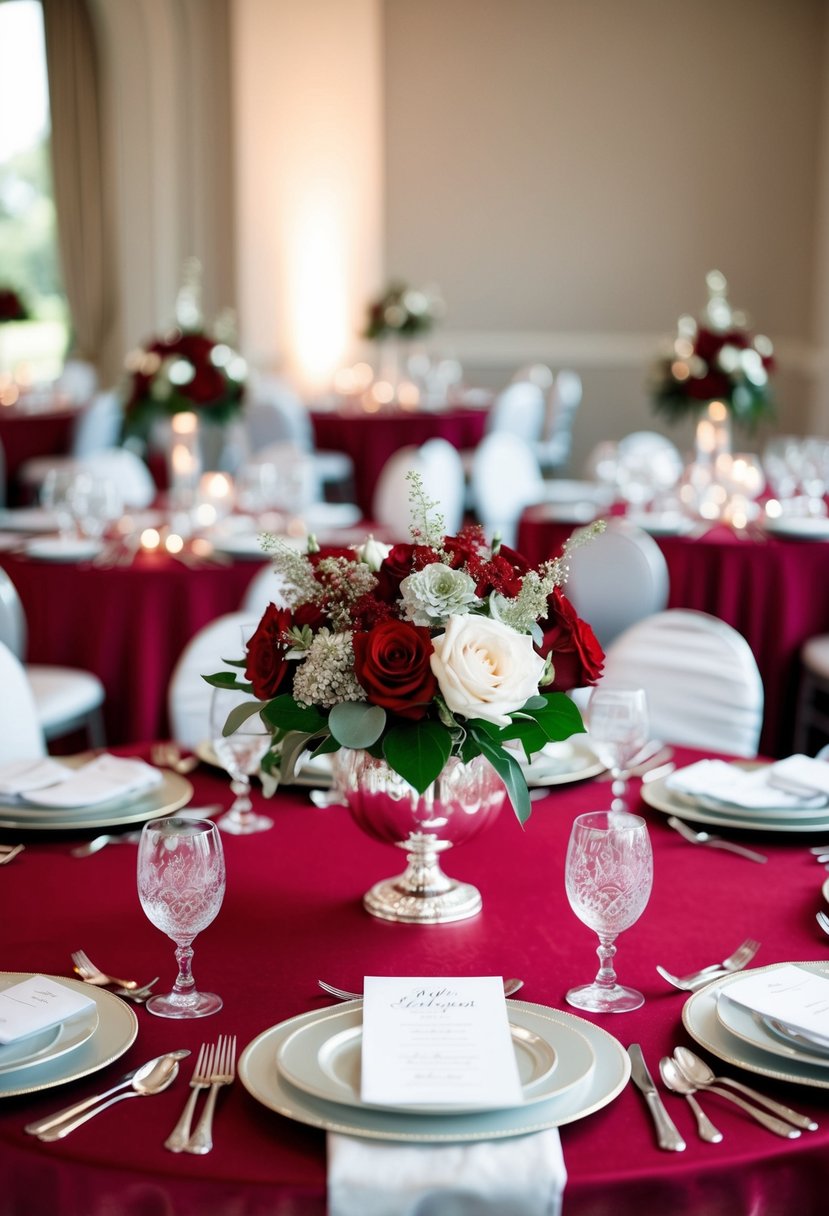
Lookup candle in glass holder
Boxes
[169,411,201,505]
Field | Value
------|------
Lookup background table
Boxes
[0,401,80,504]
[0,745,827,1215]
[518,507,829,758]
[310,404,488,516]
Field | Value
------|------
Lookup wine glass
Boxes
[564,810,653,1013]
[586,686,649,812]
[209,686,273,835]
[136,817,225,1019]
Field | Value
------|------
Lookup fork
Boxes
[150,743,199,774]
[0,844,24,865]
[113,977,159,1003]
[817,911,829,937]
[666,816,768,863]
[656,938,761,991]
[71,949,140,991]
[164,1042,214,1152]
[318,977,525,1002]
[185,1034,237,1154]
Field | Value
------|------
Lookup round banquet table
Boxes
[310,404,488,516]
[517,506,829,759]
[0,400,80,503]
[0,744,828,1216]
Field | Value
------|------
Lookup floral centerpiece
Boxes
[651,270,775,428]
[0,287,28,323]
[362,281,445,341]
[206,476,604,829]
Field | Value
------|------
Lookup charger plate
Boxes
[682,962,829,1090]
[0,972,137,1099]
[642,770,829,834]
[275,1001,595,1114]
[239,998,629,1142]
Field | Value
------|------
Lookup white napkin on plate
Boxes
[328,1129,567,1216]
[22,755,164,808]
[665,760,827,810]
[719,964,829,1048]
[768,754,829,798]
[0,757,74,797]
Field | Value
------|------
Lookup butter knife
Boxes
[627,1044,686,1151]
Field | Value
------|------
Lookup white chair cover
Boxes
[418,438,467,535]
[0,641,46,763]
[246,374,353,490]
[55,358,98,404]
[470,432,544,547]
[240,565,289,619]
[565,520,669,649]
[75,448,156,508]
[17,391,126,491]
[536,370,582,472]
[168,612,253,749]
[600,609,764,757]
[485,381,546,443]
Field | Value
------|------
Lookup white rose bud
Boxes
[355,535,392,572]
[430,615,546,727]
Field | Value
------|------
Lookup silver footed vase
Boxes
[331,749,505,924]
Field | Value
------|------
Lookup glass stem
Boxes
[230,775,251,820]
[594,934,619,989]
[610,770,627,813]
[172,942,196,995]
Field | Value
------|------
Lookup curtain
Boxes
[41,0,117,384]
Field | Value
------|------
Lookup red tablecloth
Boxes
[517,507,829,759]
[310,405,488,515]
[0,552,264,744]
[0,403,80,501]
[0,745,827,1215]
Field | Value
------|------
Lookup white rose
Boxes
[354,535,392,572]
[430,615,546,726]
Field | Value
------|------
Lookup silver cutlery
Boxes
[112,977,159,1003]
[658,1057,723,1142]
[164,1041,213,1152]
[185,1034,237,1154]
[70,832,143,857]
[150,742,200,774]
[656,937,760,992]
[318,977,525,1002]
[672,1047,816,1133]
[36,1054,183,1140]
[666,816,768,864]
[25,1050,190,1137]
[71,949,143,991]
[0,843,24,865]
[817,910,829,937]
[641,761,676,785]
[809,845,829,855]
[627,1043,686,1151]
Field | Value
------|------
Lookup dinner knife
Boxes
[627,1044,686,1151]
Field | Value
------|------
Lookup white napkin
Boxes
[22,755,164,808]
[328,1129,567,1216]
[666,760,827,810]
[0,975,95,1045]
[0,758,74,797]
[720,964,829,1047]
[768,754,829,798]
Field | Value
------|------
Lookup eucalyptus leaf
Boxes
[329,701,387,749]
[469,727,532,827]
[279,729,326,781]
[221,700,264,736]
[203,670,249,690]
[383,721,452,794]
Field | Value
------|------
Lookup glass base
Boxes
[565,981,644,1013]
[364,876,482,924]
[216,809,273,835]
[145,990,223,1019]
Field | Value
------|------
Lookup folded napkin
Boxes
[22,755,164,808]
[0,975,95,1045]
[666,760,827,810]
[0,757,74,797]
[328,1129,567,1216]
[768,754,829,798]
[720,964,829,1048]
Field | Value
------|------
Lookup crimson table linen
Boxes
[0,403,79,503]
[0,746,827,1216]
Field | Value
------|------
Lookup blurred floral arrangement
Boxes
[362,281,445,341]
[206,475,604,827]
[651,270,775,427]
[0,287,29,323]
[121,258,246,445]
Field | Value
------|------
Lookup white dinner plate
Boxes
[239,998,630,1142]
[0,998,98,1077]
[518,739,605,788]
[195,740,333,789]
[682,962,829,1090]
[641,771,829,834]
[275,1002,595,1114]
[24,536,104,562]
[762,516,829,541]
[716,989,829,1068]
[0,972,137,1099]
[0,508,62,533]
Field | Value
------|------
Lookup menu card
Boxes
[721,964,829,1041]
[0,976,95,1045]
[361,976,523,1108]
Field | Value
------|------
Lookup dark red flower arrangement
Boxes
[0,288,28,323]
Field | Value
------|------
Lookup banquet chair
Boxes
[16,391,126,495]
[0,567,106,747]
[484,380,546,443]
[793,635,829,754]
[168,612,253,749]
[470,432,545,547]
[598,609,764,758]
[240,565,289,619]
[535,370,583,474]
[418,437,467,534]
[0,641,46,764]
[55,358,98,404]
[565,520,669,649]
[246,375,354,496]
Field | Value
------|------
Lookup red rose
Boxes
[375,543,417,601]
[244,603,294,699]
[352,620,437,719]
[538,589,604,692]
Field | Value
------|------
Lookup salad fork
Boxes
[165,1042,213,1152]
[71,949,140,991]
[656,938,760,992]
[0,843,24,865]
[185,1034,237,1154]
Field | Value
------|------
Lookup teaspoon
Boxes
[658,1057,723,1142]
[673,1047,815,1133]
[36,1054,184,1140]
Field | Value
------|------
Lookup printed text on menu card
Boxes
[361,976,523,1108]
[0,976,95,1044]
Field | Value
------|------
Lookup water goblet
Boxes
[564,810,653,1013]
[210,686,273,835]
[136,817,225,1018]
[587,686,649,812]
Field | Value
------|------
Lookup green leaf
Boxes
[261,694,327,734]
[329,701,386,749]
[498,719,550,757]
[522,695,547,711]
[383,721,453,793]
[202,670,249,690]
[279,730,327,781]
[311,734,341,757]
[469,726,532,827]
[530,693,586,740]
[222,700,265,736]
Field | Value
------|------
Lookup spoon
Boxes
[673,1047,815,1132]
[37,1054,184,1140]
[658,1057,723,1142]
[25,1050,190,1137]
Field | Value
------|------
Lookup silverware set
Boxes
[0,842,24,866]
[656,937,760,992]
[666,815,768,864]
[164,1035,237,1154]
[70,949,158,1003]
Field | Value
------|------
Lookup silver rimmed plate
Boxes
[642,771,829,834]
[239,998,630,1142]
[518,739,605,788]
[275,1002,595,1114]
[0,972,137,1099]
[682,962,829,1090]
[0,996,98,1077]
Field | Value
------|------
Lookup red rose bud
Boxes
[352,620,437,719]
[244,603,294,699]
[539,589,604,692]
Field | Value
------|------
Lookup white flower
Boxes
[354,535,391,572]
[400,563,478,626]
[430,615,545,726]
